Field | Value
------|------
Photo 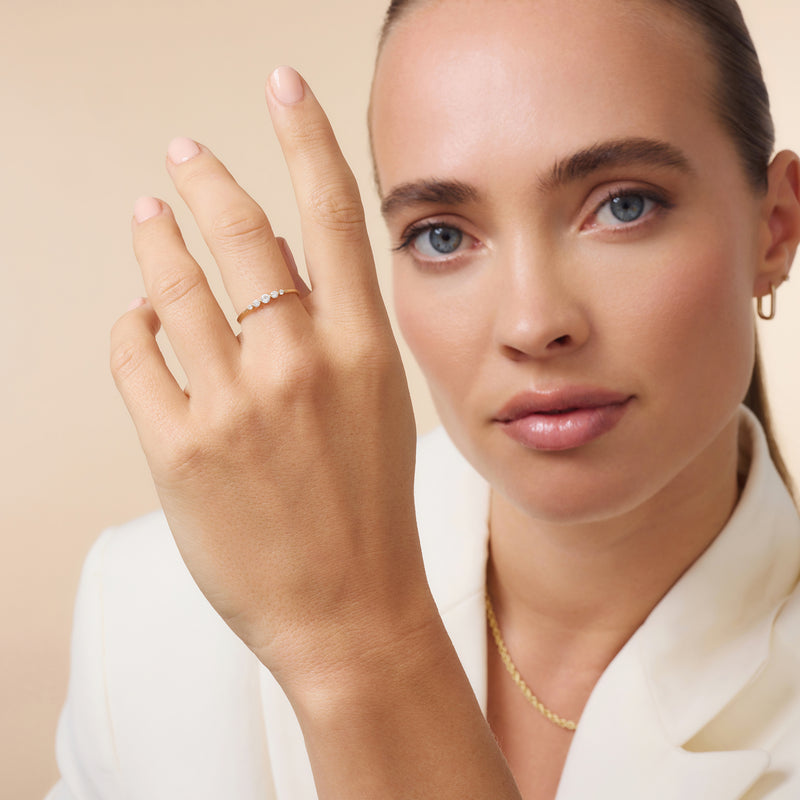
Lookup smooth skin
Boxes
[110,3,800,800]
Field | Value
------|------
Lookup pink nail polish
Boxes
[127,297,147,311]
[167,136,200,164]
[134,196,162,223]
[270,66,304,105]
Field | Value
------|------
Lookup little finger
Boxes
[110,298,189,457]
[132,196,240,392]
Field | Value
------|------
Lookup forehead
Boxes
[370,0,717,193]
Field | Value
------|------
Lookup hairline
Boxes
[368,0,771,198]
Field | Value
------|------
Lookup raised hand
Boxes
[110,66,433,693]
[110,67,520,798]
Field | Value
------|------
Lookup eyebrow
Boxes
[379,137,694,218]
[539,137,695,192]
[380,178,479,218]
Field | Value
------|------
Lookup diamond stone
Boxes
[261,294,271,303]
[253,299,261,307]
[271,290,280,299]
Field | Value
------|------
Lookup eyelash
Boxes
[393,221,459,254]
[392,187,674,256]
[589,187,674,229]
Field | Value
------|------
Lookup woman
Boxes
[48,0,800,798]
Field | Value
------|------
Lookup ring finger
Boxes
[164,137,305,334]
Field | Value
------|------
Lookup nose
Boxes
[491,242,591,361]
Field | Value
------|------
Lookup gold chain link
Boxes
[485,588,578,732]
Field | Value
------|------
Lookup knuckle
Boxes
[306,182,365,236]
[162,433,208,480]
[289,116,334,152]
[151,268,203,310]
[109,336,145,383]
[162,400,263,482]
[276,350,325,389]
[210,206,271,253]
[175,159,219,192]
[261,348,329,403]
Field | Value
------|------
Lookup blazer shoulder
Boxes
[415,426,483,508]
[85,510,243,646]
[413,427,489,609]
[90,509,176,577]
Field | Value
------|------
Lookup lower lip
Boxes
[499,401,632,452]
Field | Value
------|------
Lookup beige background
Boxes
[2,2,798,797]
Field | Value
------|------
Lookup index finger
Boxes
[265,67,382,317]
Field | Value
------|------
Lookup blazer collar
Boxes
[418,409,800,799]
[633,410,800,745]
[555,641,771,799]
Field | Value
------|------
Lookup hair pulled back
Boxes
[376,0,793,492]
[380,0,774,188]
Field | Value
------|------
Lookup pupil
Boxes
[610,195,645,222]
[429,226,462,254]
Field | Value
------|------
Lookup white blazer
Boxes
[47,410,800,799]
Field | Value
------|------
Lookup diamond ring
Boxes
[236,289,300,324]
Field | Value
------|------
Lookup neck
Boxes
[487,416,741,684]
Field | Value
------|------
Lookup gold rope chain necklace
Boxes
[484,588,578,732]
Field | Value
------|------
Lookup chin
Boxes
[446,423,646,523]
[497,456,668,525]
[447,410,737,530]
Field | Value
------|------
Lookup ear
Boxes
[754,150,800,299]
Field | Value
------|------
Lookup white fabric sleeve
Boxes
[45,530,124,800]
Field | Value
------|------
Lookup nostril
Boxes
[549,334,572,348]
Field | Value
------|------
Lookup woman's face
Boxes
[370,0,766,523]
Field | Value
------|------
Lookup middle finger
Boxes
[165,137,305,331]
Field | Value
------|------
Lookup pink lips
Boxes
[495,389,633,451]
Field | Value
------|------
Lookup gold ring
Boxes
[236,289,300,324]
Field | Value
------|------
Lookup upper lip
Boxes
[494,388,633,422]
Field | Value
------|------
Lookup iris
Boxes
[428,226,463,254]
[609,194,646,223]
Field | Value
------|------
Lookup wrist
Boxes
[262,577,445,707]
[270,599,522,799]
[279,598,450,719]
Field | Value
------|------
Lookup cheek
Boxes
[394,267,485,408]
[624,236,756,411]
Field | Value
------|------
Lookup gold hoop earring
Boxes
[757,283,776,321]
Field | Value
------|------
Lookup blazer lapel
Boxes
[556,638,770,800]
[558,411,800,799]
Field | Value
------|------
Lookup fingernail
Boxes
[167,136,200,164]
[127,296,147,311]
[270,66,304,105]
[134,196,162,223]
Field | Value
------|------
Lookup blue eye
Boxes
[595,192,660,226]
[394,223,474,260]
[415,225,464,256]
[609,195,645,222]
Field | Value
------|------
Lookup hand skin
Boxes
[110,66,521,798]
